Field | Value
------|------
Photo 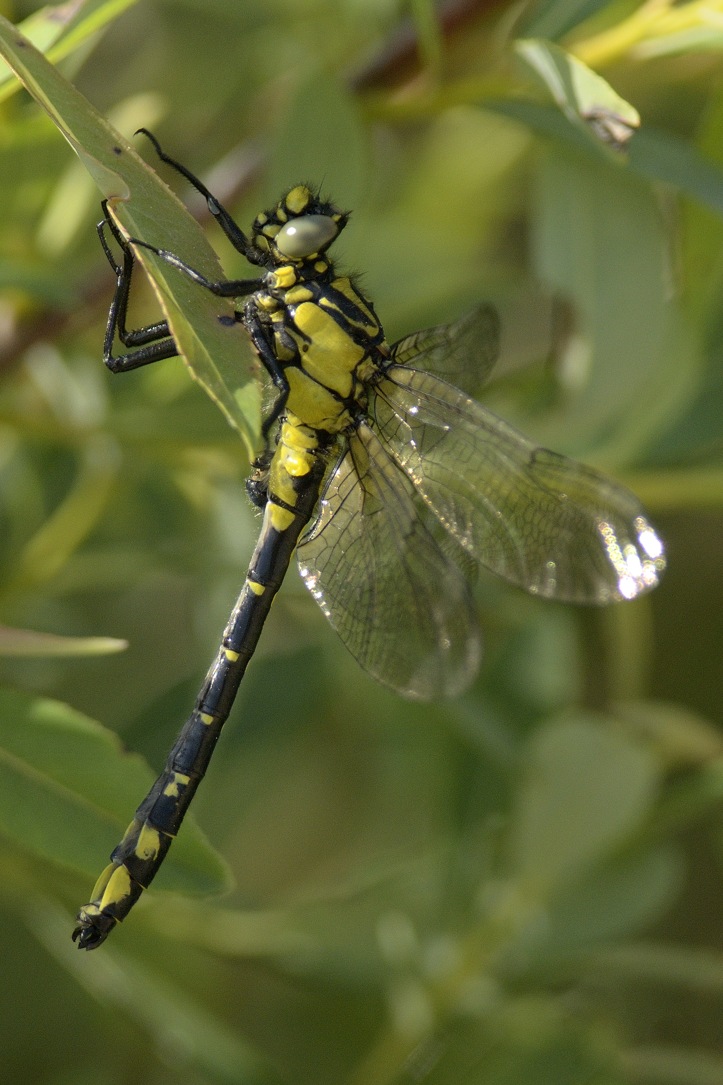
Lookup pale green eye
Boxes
[275,214,338,258]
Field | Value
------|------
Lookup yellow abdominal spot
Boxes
[224,647,240,662]
[90,862,116,900]
[270,501,295,532]
[284,447,314,477]
[280,416,319,447]
[135,824,161,861]
[278,420,319,475]
[163,772,190,798]
[247,579,266,596]
[100,865,132,909]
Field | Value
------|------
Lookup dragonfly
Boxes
[72,131,665,949]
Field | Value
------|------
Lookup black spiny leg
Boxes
[127,237,262,300]
[121,130,292,432]
[136,128,262,265]
[241,300,291,443]
[123,237,287,443]
[99,202,180,374]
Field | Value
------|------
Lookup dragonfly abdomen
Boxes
[73,419,330,948]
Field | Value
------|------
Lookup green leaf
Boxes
[492,96,723,219]
[515,39,640,151]
[612,700,723,766]
[0,689,230,895]
[508,713,660,893]
[530,145,688,460]
[0,14,261,456]
[628,125,723,216]
[540,846,682,955]
[520,0,612,41]
[637,26,723,60]
[0,626,127,658]
[0,0,141,104]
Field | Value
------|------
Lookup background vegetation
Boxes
[0,1,721,1083]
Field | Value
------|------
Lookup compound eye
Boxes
[275,214,338,258]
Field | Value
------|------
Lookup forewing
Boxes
[372,366,665,603]
[391,304,500,395]
[297,425,480,700]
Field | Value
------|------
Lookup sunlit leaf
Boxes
[0,689,230,894]
[0,14,261,455]
[0,626,127,657]
[0,0,141,104]
[516,39,640,150]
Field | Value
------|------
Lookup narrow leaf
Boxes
[0,689,230,894]
[516,38,640,150]
[0,14,261,454]
[0,627,127,658]
[0,0,141,104]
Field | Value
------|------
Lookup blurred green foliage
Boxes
[0,1,722,1084]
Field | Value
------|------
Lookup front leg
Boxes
[135,129,261,264]
[99,203,179,373]
[128,238,261,299]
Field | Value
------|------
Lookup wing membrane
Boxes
[297,424,480,699]
[372,366,665,603]
[391,304,500,395]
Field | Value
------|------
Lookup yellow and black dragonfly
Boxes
[72,132,665,949]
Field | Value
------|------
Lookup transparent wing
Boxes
[297,424,480,700]
[391,304,500,395]
[372,366,665,603]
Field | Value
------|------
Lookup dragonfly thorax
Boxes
[253,260,388,435]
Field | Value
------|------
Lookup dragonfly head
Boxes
[252,186,348,266]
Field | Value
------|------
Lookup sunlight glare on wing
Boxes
[597,517,665,600]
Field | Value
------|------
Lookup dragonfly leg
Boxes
[99,202,179,373]
[127,237,261,299]
[136,128,260,262]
